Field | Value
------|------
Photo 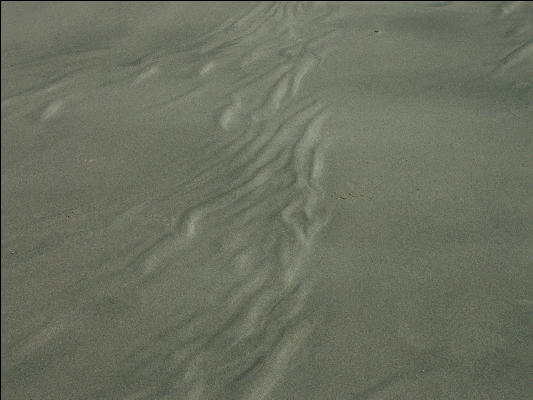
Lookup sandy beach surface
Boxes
[2,2,532,399]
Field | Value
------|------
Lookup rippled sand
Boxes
[2,2,532,399]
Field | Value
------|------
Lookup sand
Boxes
[2,2,532,399]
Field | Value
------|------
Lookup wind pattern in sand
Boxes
[114,3,339,399]
[0,3,342,399]
[1,3,341,399]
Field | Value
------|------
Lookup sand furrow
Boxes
[495,38,533,73]
[93,3,337,398]
[291,55,319,96]
[253,71,292,120]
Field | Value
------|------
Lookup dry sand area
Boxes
[2,2,533,399]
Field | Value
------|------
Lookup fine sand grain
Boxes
[2,2,532,399]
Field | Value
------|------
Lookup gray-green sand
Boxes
[2,2,532,399]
